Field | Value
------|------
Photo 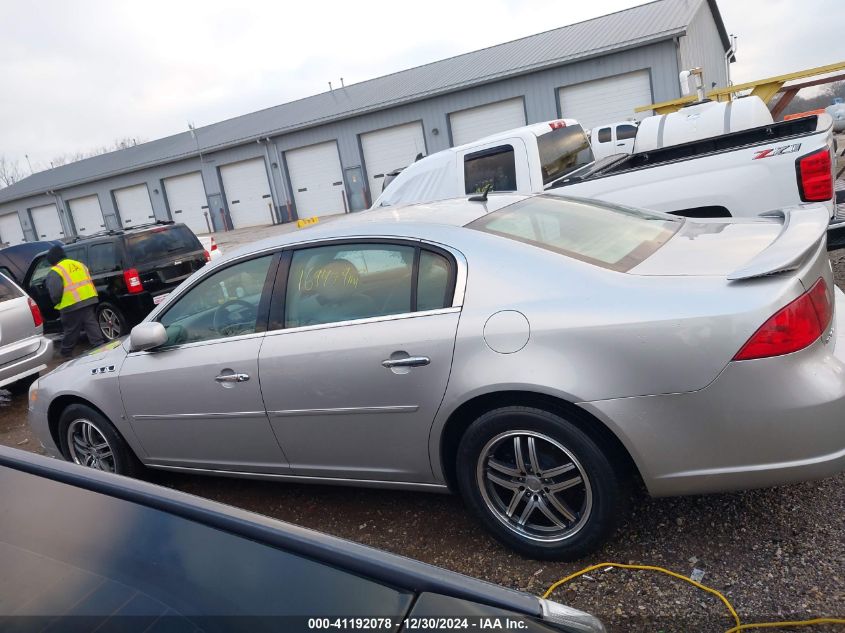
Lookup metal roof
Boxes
[1,0,724,205]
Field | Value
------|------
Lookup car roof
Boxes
[230,194,529,258]
[64,221,187,245]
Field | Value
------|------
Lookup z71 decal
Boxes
[753,143,802,160]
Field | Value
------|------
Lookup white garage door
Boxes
[219,158,274,228]
[558,70,653,130]
[361,122,426,201]
[114,184,155,228]
[30,203,64,240]
[0,213,25,246]
[163,172,210,234]
[286,142,346,218]
[449,98,526,146]
[68,195,105,236]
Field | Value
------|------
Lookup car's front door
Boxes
[259,240,462,483]
[119,252,289,473]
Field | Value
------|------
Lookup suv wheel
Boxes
[97,302,126,340]
[57,404,143,477]
[456,406,622,560]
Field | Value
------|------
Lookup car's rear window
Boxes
[469,195,681,272]
[125,226,200,265]
[0,273,22,302]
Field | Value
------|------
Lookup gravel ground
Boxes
[1,255,844,631]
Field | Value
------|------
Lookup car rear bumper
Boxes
[581,286,845,497]
[0,336,52,389]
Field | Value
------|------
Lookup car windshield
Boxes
[125,226,200,265]
[468,195,681,272]
[537,124,594,184]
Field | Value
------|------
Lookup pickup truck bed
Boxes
[560,116,819,185]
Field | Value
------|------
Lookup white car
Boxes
[0,272,52,388]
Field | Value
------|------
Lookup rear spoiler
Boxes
[727,205,830,280]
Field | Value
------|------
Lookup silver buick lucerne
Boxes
[28,194,845,559]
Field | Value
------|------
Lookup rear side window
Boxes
[65,246,87,265]
[537,124,594,184]
[125,226,200,265]
[464,146,517,194]
[469,195,681,272]
[88,243,118,274]
[597,127,611,143]
[617,124,638,140]
[0,274,22,302]
[417,250,451,311]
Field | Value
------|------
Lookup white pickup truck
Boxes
[373,110,841,243]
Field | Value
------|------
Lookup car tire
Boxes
[96,302,126,341]
[58,403,144,477]
[456,406,622,560]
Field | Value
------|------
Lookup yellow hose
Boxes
[543,562,845,633]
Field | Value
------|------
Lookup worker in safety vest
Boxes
[45,245,105,358]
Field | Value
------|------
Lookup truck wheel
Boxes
[456,406,622,560]
[58,404,143,477]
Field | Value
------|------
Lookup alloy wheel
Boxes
[66,419,116,472]
[476,430,592,542]
[98,307,122,340]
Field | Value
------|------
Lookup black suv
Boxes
[24,222,208,340]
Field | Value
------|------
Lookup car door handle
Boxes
[215,373,250,383]
[382,356,430,368]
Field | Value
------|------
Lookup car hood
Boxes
[629,217,783,276]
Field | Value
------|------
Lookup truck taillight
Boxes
[796,148,833,202]
[124,268,144,294]
[28,297,43,327]
[733,278,832,361]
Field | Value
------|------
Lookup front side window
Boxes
[159,255,273,345]
[464,146,517,194]
[285,244,415,328]
[470,195,681,272]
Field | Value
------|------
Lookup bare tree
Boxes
[47,136,145,169]
[779,81,845,118]
[0,155,25,188]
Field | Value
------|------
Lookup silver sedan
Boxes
[28,194,845,560]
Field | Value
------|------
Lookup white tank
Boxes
[826,99,845,133]
[634,96,773,153]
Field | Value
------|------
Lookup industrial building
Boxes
[0,0,733,245]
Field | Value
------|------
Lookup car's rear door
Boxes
[258,239,463,483]
[118,252,288,472]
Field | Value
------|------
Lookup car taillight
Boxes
[733,278,832,361]
[796,148,833,202]
[204,250,211,262]
[28,297,43,327]
[549,120,566,130]
[124,268,144,294]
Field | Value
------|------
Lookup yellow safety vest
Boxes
[51,258,98,310]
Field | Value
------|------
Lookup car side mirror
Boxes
[129,322,168,352]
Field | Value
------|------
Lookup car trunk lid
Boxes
[629,205,830,283]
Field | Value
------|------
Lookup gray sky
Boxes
[0,0,840,169]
